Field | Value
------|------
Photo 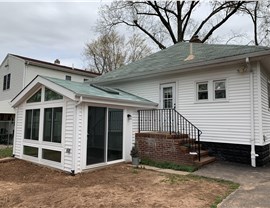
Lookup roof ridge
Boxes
[9,53,100,76]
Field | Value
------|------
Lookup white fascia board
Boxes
[77,95,158,109]
[0,54,9,68]
[11,76,76,107]
[28,61,97,78]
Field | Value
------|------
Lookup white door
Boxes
[160,83,176,109]
[160,83,176,133]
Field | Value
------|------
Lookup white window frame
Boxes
[213,79,227,100]
[195,79,228,103]
[197,82,209,101]
[22,86,65,168]
[65,75,71,81]
[160,83,176,109]
[3,73,11,91]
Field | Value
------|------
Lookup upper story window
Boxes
[24,109,40,140]
[3,73,11,91]
[65,75,71,81]
[197,82,208,100]
[214,80,226,99]
[45,88,63,101]
[27,89,42,103]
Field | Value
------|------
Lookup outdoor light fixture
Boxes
[127,114,132,119]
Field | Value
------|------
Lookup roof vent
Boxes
[54,59,60,64]
[184,43,195,61]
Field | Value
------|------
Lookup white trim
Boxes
[160,82,176,109]
[194,78,228,103]
[83,105,125,170]
[11,76,76,107]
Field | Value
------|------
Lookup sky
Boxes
[0,1,254,70]
[0,1,105,69]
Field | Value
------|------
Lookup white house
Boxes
[11,76,156,173]
[0,54,99,145]
[0,54,99,119]
[11,42,270,173]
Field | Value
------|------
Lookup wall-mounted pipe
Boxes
[246,57,259,167]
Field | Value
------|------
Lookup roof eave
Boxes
[75,94,158,108]
[26,61,98,78]
[93,49,270,85]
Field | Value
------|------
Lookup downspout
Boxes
[71,96,83,176]
[246,57,258,167]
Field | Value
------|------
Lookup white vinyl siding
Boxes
[261,66,270,143]
[108,63,260,146]
[0,56,25,113]
[63,100,76,171]
[25,65,93,85]
[74,103,83,173]
[13,106,24,157]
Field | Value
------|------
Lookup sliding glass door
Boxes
[87,107,123,166]
[87,107,106,165]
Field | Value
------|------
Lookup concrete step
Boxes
[194,156,216,167]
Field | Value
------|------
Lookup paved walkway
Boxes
[194,161,270,208]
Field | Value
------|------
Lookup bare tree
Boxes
[98,1,249,49]
[241,1,270,46]
[84,31,152,74]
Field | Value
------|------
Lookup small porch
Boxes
[136,109,215,167]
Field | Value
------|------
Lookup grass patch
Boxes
[188,175,240,208]
[159,173,239,206]
[141,158,198,172]
[0,147,13,158]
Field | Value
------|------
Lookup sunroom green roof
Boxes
[92,42,270,84]
[41,76,156,105]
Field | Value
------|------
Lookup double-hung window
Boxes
[214,80,226,99]
[197,82,208,100]
[24,109,40,140]
[3,73,11,90]
[43,107,63,143]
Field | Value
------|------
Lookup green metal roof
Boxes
[92,42,270,84]
[41,76,157,105]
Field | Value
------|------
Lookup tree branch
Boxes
[147,1,177,43]
[134,20,166,49]
[201,2,245,42]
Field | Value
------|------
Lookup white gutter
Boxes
[246,57,258,167]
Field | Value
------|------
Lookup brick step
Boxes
[194,156,216,167]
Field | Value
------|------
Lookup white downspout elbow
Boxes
[246,57,258,167]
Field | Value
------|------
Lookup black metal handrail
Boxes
[138,109,202,161]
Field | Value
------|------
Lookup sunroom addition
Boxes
[11,76,157,173]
